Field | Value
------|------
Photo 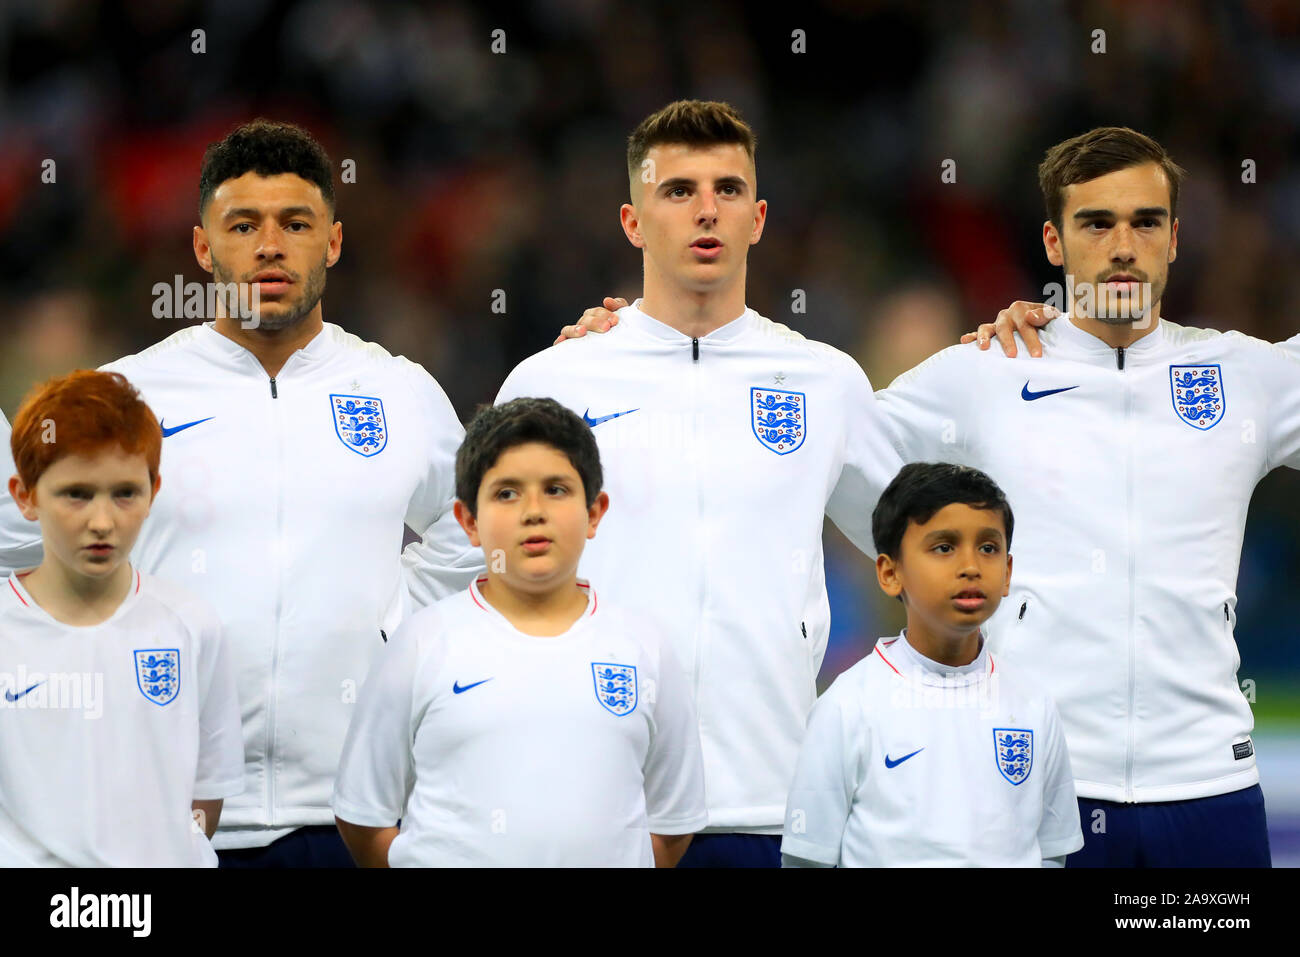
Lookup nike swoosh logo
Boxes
[582,408,639,428]
[1021,382,1079,401]
[884,747,924,768]
[160,417,215,437]
[4,682,42,702]
[453,678,493,695]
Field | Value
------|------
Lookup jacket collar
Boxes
[195,321,334,376]
[621,298,754,344]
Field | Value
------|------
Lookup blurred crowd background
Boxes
[0,1,1297,736]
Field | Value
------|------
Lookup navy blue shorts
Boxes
[676,833,782,868]
[217,825,356,869]
[1068,784,1271,867]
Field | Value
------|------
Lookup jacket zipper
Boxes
[690,338,705,702]
[1120,347,1137,801]
[266,374,284,820]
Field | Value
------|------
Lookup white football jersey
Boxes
[333,577,708,866]
[781,632,1082,867]
[875,317,1300,802]
[489,300,903,832]
[0,568,243,866]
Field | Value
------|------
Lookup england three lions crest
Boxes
[751,388,806,455]
[1169,364,1225,431]
[134,649,180,706]
[993,728,1033,785]
[591,662,638,716]
[331,394,388,456]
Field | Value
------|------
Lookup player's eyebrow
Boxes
[487,474,575,488]
[658,175,749,193]
[1073,206,1168,220]
[919,527,1005,545]
[221,205,318,222]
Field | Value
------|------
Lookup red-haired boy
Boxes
[0,370,243,866]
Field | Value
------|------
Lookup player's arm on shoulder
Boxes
[399,363,484,609]
[781,682,858,867]
[640,623,709,857]
[553,297,629,345]
[958,302,1059,358]
[825,351,904,557]
[333,617,428,866]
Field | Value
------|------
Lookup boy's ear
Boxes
[8,475,39,522]
[586,491,610,539]
[150,473,162,502]
[875,552,903,599]
[1002,552,1013,597]
[453,499,481,548]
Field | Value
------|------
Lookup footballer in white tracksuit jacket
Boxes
[1,322,483,847]
[875,315,1300,804]
[491,299,903,831]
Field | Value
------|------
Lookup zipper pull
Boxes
[269,376,278,398]
[692,337,699,361]
[1116,346,1125,371]
[801,621,807,639]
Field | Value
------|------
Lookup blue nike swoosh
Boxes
[884,747,924,769]
[1021,382,1079,401]
[453,678,493,695]
[582,408,639,428]
[160,417,215,437]
[4,682,42,702]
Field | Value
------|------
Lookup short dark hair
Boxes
[1038,126,1187,229]
[872,463,1014,560]
[627,100,757,192]
[199,119,335,218]
[455,398,603,517]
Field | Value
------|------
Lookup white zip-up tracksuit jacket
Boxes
[494,301,903,831]
[875,316,1300,803]
[1,322,483,847]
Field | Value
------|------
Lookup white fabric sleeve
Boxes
[642,632,709,835]
[873,344,982,467]
[780,685,857,866]
[0,413,43,578]
[1036,697,1085,859]
[192,604,245,800]
[398,363,485,609]
[1041,856,1066,868]
[331,620,423,827]
[823,352,906,558]
[1237,335,1300,472]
